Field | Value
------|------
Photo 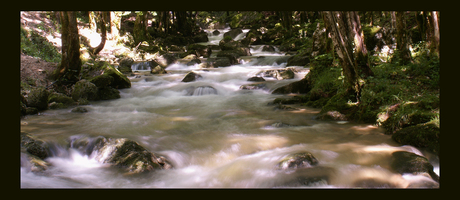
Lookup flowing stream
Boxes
[20,28,439,188]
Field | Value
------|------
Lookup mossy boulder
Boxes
[26,87,49,111]
[71,79,98,101]
[276,152,319,170]
[272,77,311,94]
[392,123,440,155]
[286,51,311,66]
[193,31,209,43]
[390,151,439,182]
[223,28,243,39]
[48,92,75,106]
[118,57,134,74]
[103,67,131,89]
[241,29,263,46]
[97,87,120,100]
[21,132,49,160]
[206,57,233,67]
[90,74,114,88]
[186,44,212,58]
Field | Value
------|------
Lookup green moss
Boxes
[26,87,50,111]
[392,123,440,155]
[103,66,131,89]
[20,27,61,63]
[90,74,114,88]
[48,92,74,105]
[71,79,98,101]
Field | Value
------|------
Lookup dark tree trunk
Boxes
[395,11,412,64]
[92,11,107,55]
[58,11,81,84]
[348,11,374,78]
[431,11,440,57]
[323,11,374,98]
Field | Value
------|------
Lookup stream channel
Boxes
[20,28,439,188]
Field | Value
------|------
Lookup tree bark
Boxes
[323,11,373,97]
[395,11,412,64]
[91,11,107,55]
[431,11,440,57]
[58,11,81,84]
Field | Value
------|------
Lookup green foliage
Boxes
[20,27,61,63]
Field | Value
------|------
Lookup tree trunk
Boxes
[323,11,359,95]
[133,11,150,44]
[395,11,412,64]
[323,11,373,98]
[348,11,374,78]
[431,11,440,57]
[92,11,107,55]
[58,11,81,84]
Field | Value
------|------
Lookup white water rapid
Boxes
[20,28,439,188]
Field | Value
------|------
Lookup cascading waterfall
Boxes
[20,27,439,188]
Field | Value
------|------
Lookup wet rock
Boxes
[26,87,50,111]
[223,28,243,39]
[259,68,295,80]
[21,152,50,173]
[272,77,311,94]
[71,107,88,113]
[262,45,276,52]
[118,57,134,74]
[277,152,319,170]
[207,57,233,67]
[186,58,202,66]
[212,30,220,35]
[316,111,348,121]
[181,71,203,82]
[92,137,172,173]
[239,83,268,90]
[21,132,49,160]
[270,122,295,128]
[187,44,212,58]
[151,65,168,74]
[247,76,265,82]
[277,166,335,187]
[390,151,439,182]
[154,53,178,68]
